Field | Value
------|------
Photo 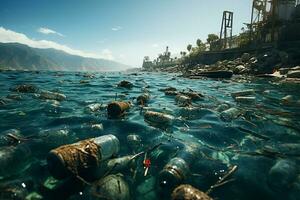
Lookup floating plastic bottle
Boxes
[144,111,174,126]
[137,93,150,105]
[220,107,240,121]
[231,89,255,98]
[175,95,192,107]
[107,101,131,118]
[234,96,256,103]
[0,129,22,147]
[39,90,66,101]
[47,134,120,180]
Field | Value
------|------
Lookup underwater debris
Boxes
[117,80,133,89]
[206,165,238,194]
[231,89,255,98]
[144,111,174,127]
[175,94,192,107]
[158,145,198,193]
[171,184,213,200]
[47,134,120,180]
[86,103,105,112]
[234,96,256,104]
[0,181,29,200]
[6,93,22,100]
[220,107,241,122]
[165,90,179,96]
[0,144,32,179]
[137,93,150,105]
[180,91,204,101]
[159,87,177,92]
[105,153,142,172]
[107,101,131,118]
[0,129,23,147]
[89,174,130,200]
[39,91,66,101]
[127,134,142,153]
[11,84,39,93]
[268,159,297,192]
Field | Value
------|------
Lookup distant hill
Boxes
[0,43,130,71]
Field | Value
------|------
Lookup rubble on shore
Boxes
[143,49,300,83]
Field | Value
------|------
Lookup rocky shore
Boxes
[144,49,300,83]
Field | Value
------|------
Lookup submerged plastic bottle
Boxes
[158,145,198,192]
[0,144,32,179]
[171,184,213,200]
[89,174,130,200]
[47,134,120,180]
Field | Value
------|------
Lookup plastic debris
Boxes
[107,101,131,118]
[175,95,192,107]
[11,84,39,93]
[0,145,32,179]
[47,134,120,180]
[89,174,130,200]
[144,111,174,127]
[137,93,150,105]
[86,103,105,112]
[118,80,133,89]
[234,96,256,103]
[39,91,66,101]
[220,107,240,121]
[231,89,255,98]
[171,184,213,200]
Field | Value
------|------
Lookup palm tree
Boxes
[196,39,202,47]
[187,44,192,52]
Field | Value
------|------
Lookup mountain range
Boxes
[0,43,130,71]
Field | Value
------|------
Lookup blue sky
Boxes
[0,0,252,67]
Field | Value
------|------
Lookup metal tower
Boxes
[220,11,234,49]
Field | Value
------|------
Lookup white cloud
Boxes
[0,27,114,60]
[111,26,122,31]
[37,27,64,37]
[152,43,159,48]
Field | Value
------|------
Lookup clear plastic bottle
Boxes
[158,146,197,193]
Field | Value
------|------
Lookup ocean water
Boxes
[0,71,299,200]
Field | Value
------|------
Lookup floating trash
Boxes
[268,159,297,192]
[220,107,241,121]
[175,94,192,107]
[47,134,120,180]
[118,80,133,89]
[137,93,150,105]
[89,174,130,200]
[107,101,131,118]
[231,89,255,98]
[171,184,213,200]
[234,96,256,104]
[127,134,142,152]
[0,145,32,179]
[86,103,105,112]
[11,84,39,93]
[39,91,66,101]
[144,111,174,127]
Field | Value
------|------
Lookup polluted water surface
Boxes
[0,71,300,200]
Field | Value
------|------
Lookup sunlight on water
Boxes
[0,71,299,200]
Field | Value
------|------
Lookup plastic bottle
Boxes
[171,184,213,200]
[158,145,198,192]
[47,134,120,180]
[107,101,130,118]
